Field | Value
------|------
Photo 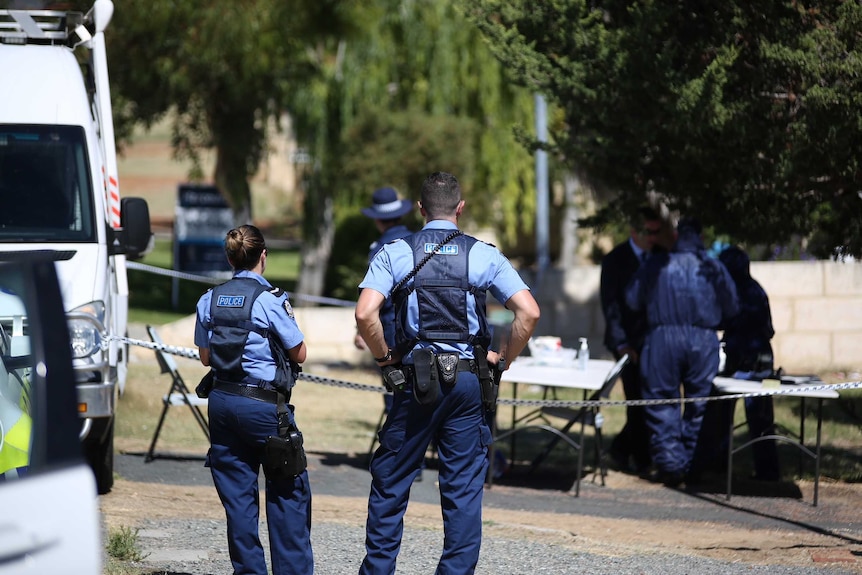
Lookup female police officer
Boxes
[194,224,313,575]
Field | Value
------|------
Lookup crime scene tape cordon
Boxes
[111,334,862,408]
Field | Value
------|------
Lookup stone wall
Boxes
[526,261,862,373]
[293,261,862,374]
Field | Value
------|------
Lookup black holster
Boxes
[262,398,307,480]
[195,370,215,399]
[474,346,495,412]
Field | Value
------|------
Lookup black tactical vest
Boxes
[392,230,491,353]
[206,277,270,380]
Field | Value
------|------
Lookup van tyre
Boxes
[85,418,115,495]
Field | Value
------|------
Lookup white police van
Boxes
[0,0,152,495]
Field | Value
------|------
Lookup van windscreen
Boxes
[0,125,96,242]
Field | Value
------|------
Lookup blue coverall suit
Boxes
[195,270,313,575]
[358,220,530,575]
[625,230,738,479]
[369,224,412,412]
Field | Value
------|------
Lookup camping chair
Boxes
[144,325,210,462]
[495,354,629,496]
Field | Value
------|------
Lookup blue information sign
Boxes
[173,184,233,275]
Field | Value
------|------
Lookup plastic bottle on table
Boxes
[578,337,589,370]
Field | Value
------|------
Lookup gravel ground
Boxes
[133,517,856,575]
[109,452,862,575]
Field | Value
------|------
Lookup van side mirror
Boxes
[117,197,153,260]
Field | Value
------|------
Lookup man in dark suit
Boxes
[600,206,663,473]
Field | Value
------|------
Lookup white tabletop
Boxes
[499,357,616,391]
[713,376,839,399]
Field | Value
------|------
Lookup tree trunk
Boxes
[560,172,581,268]
[296,193,334,305]
[214,144,253,225]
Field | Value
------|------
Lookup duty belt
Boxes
[403,358,476,380]
[213,380,279,404]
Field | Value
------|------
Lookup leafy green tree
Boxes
[462,1,862,258]
[290,0,538,300]
[324,108,477,299]
[107,0,360,223]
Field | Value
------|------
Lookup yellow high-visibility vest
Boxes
[0,401,31,477]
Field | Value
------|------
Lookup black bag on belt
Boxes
[412,348,440,405]
[263,396,307,480]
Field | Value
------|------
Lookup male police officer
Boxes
[355,171,540,574]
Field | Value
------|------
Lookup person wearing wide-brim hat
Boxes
[361,186,414,221]
[355,188,415,415]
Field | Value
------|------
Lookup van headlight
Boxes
[68,301,106,359]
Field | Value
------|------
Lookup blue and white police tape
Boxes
[125,261,356,307]
[115,335,391,394]
[113,334,862,407]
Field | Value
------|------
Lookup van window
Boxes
[0,125,96,242]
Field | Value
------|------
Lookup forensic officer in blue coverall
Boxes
[355,172,540,575]
[354,187,414,414]
[625,217,738,487]
[195,225,313,575]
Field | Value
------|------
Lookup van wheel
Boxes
[85,419,115,495]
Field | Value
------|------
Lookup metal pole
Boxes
[534,94,549,291]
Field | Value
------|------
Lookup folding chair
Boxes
[144,325,210,462]
[495,354,628,496]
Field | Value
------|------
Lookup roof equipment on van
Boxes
[0,9,86,46]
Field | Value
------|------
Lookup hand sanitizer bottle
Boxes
[578,337,589,370]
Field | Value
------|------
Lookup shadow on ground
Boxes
[311,445,807,500]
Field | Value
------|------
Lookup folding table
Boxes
[712,375,839,506]
[494,356,625,496]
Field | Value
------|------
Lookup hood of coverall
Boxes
[718,245,751,284]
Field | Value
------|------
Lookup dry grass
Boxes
[116,336,862,482]
[115,355,390,458]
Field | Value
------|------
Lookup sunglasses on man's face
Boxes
[641,228,661,236]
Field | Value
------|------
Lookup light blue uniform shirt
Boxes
[194,270,304,381]
[359,220,529,361]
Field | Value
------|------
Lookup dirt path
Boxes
[100,468,862,571]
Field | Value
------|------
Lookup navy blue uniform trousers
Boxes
[359,371,492,575]
[207,389,313,575]
[640,325,719,476]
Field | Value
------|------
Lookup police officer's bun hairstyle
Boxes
[420,171,461,220]
[224,224,266,271]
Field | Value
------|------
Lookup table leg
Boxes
[486,409,497,488]
[510,382,518,466]
[814,398,823,507]
[726,397,736,501]
[799,397,806,477]
[574,390,587,498]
